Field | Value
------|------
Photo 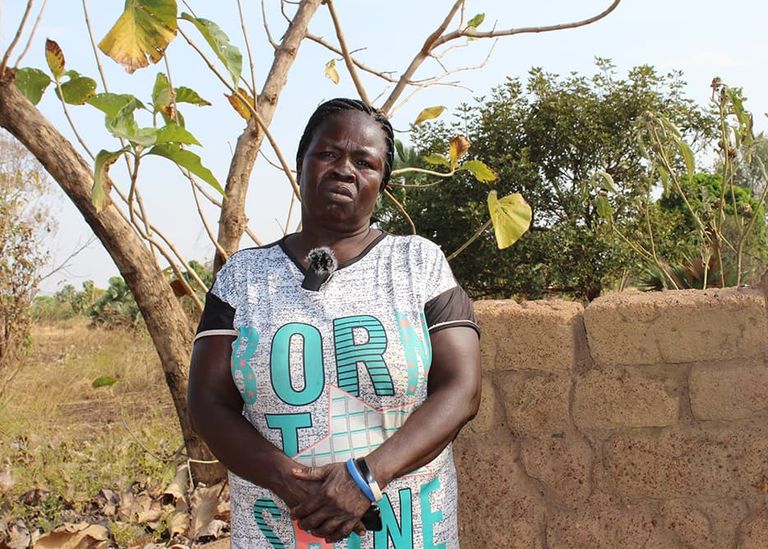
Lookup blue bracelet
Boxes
[346,458,375,502]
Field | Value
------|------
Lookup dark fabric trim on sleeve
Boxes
[424,286,480,338]
[196,291,236,336]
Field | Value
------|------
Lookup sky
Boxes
[1,0,767,293]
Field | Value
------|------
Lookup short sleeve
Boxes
[194,262,238,342]
[422,241,480,338]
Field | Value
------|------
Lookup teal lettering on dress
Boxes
[265,413,312,457]
[270,323,325,405]
[253,497,286,548]
[231,326,260,405]
[419,478,445,549]
[395,312,432,395]
[374,488,414,549]
[333,315,393,396]
[345,532,362,549]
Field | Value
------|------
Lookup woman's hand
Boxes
[290,464,370,542]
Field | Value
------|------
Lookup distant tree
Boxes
[0,133,51,386]
[379,60,716,300]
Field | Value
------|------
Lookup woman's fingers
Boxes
[291,465,330,481]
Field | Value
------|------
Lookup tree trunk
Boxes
[0,72,224,484]
[214,0,323,271]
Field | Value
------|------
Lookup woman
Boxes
[189,98,481,548]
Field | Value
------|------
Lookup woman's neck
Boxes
[287,225,381,267]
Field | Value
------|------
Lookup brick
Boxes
[520,433,593,505]
[602,422,768,498]
[573,369,678,429]
[689,359,768,421]
[454,433,544,548]
[546,493,666,548]
[497,371,571,436]
[739,508,768,549]
[660,499,748,549]
[584,288,768,366]
[474,300,583,372]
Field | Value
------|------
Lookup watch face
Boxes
[362,505,382,531]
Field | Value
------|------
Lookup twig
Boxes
[439,0,623,45]
[325,0,370,105]
[380,0,464,114]
[237,0,258,98]
[38,235,95,282]
[81,0,109,92]
[383,188,416,234]
[13,0,47,68]
[260,0,278,49]
[245,227,263,246]
[185,167,229,261]
[178,26,301,199]
[306,33,397,83]
[54,78,95,160]
[447,218,491,261]
[0,0,33,74]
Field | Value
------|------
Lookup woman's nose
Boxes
[331,156,355,180]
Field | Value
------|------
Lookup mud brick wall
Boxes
[455,287,768,548]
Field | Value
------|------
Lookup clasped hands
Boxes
[286,462,372,543]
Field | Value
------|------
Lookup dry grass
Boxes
[0,318,184,536]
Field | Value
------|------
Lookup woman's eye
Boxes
[356,159,372,168]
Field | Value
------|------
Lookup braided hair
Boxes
[296,98,395,190]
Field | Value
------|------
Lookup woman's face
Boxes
[298,109,387,231]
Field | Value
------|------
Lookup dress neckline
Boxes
[277,231,388,276]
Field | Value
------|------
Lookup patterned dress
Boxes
[195,233,479,549]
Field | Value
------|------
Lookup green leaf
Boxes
[467,13,485,29]
[55,75,98,105]
[106,111,158,147]
[45,39,66,79]
[14,68,51,105]
[423,154,450,167]
[99,0,177,73]
[180,12,242,85]
[148,143,223,193]
[595,195,613,222]
[88,93,145,119]
[155,123,200,146]
[92,148,128,212]
[487,190,532,249]
[92,375,119,388]
[592,170,617,193]
[678,140,695,182]
[174,86,210,106]
[152,72,172,113]
[462,159,497,183]
[414,106,446,125]
[395,140,407,163]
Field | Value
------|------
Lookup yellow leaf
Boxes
[324,59,340,84]
[226,88,255,121]
[45,39,65,79]
[487,190,532,249]
[462,159,497,183]
[98,0,178,74]
[414,105,446,126]
[449,135,471,170]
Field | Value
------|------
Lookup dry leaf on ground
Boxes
[33,522,109,549]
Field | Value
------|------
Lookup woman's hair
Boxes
[296,98,395,190]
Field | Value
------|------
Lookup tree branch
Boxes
[306,33,397,83]
[0,0,34,75]
[325,0,370,104]
[13,0,47,68]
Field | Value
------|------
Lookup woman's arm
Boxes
[188,336,323,507]
[290,326,481,537]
